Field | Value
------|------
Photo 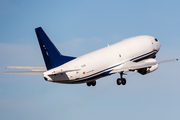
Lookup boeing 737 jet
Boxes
[3,27,178,86]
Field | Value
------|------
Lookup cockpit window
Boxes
[155,38,158,42]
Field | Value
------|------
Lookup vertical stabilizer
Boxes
[35,27,76,70]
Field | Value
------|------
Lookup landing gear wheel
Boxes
[117,72,127,86]
[92,81,96,86]
[117,78,122,85]
[121,78,126,85]
[87,82,91,87]
[86,81,96,87]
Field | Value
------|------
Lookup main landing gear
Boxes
[117,72,126,85]
[87,81,96,87]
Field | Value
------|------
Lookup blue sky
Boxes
[0,0,180,120]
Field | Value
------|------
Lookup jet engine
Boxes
[137,59,159,75]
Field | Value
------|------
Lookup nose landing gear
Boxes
[117,72,126,85]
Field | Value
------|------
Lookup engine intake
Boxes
[138,59,159,75]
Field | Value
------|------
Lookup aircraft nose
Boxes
[157,41,161,50]
[154,38,161,51]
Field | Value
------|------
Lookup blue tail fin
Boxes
[35,27,76,70]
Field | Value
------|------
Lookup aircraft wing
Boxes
[111,58,178,73]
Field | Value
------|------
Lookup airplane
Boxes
[3,27,178,87]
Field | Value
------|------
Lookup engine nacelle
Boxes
[138,59,159,75]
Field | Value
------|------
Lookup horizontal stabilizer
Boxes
[5,66,46,71]
[2,71,44,75]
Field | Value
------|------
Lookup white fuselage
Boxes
[43,35,161,84]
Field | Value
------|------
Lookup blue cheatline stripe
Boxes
[52,50,158,83]
[130,50,157,62]
[133,52,156,62]
[74,50,158,82]
[54,71,112,84]
[77,63,122,81]
[130,51,154,61]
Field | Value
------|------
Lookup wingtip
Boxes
[172,59,178,62]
